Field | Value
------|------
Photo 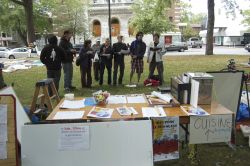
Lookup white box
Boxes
[240,125,250,137]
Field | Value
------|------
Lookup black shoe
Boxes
[69,86,76,90]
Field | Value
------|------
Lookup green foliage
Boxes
[130,0,173,34]
[242,9,250,30]
[182,25,199,41]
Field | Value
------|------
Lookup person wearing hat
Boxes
[112,35,128,85]
[40,35,66,92]
[129,31,146,85]
[92,39,101,81]
[59,30,76,92]
[99,38,113,85]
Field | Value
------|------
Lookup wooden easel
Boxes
[0,94,19,166]
[30,79,60,116]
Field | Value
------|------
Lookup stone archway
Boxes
[93,20,101,37]
[111,17,120,36]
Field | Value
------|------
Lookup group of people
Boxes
[40,30,166,93]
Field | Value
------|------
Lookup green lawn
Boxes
[4,55,250,165]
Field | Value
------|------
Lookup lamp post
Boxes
[108,0,112,44]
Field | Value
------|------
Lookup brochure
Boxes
[87,107,114,119]
[180,105,209,116]
[116,107,138,116]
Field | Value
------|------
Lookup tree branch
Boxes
[9,0,24,6]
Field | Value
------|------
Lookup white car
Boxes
[6,47,31,59]
[0,47,10,58]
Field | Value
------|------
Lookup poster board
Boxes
[207,71,243,114]
[21,120,153,166]
[189,114,233,144]
[0,86,31,142]
[0,95,19,166]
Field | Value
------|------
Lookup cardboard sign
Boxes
[190,114,232,144]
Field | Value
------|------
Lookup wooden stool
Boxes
[30,79,60,116]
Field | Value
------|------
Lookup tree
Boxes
[130,0,173,34]
[205,0,214,55]
[52,0,90,44]
[242,9,250,30]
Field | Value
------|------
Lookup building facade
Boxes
[88,0,181,43]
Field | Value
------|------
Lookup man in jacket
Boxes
[59,30,76,92]
[40,35,65,92]
[112,35,128,85]
[99,38,113,85]
[129,32,146,85]
[147,33,165,85]
[92,39,101,81]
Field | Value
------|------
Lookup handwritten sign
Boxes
[190,114,232,144]
[152,117,179,161]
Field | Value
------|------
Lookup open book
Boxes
[180,105,209,116]
[87,107,114,119]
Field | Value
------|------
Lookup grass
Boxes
[4,55,250,165]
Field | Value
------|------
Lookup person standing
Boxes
[129,32,146,85]
[40,35,65,92]
[92,39,101,81]
[99,38,113,85]
[112,35,129,85]
[78,40,94,88]
[59,30,76,92]
[147,33,165,85]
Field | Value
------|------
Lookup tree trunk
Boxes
[205,0,215,55]
[24,0,36,44]
[17,29,28,46]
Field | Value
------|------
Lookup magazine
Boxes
[180,105,209,116]
[116,107,138,116]
[87,107,114,119]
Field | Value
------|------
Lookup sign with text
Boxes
[190,114,232,144]
[152,117,179,161]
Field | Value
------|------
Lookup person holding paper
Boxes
[99,38,113,85]
[78,40,94,88]
[92,39,101,81]
[129,32,146,85]
[147,33,165,85]
[112,35,128,85]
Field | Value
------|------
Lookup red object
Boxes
[144,79,160,86]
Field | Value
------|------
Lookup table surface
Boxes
[46,97,233,124]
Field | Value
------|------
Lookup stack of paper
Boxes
[107,95,127,104]
[53,111,85,120]
[116,107,138,116]
[127,94,147,103]
[142,107,166,117]
[60,99,85,109]
[87,107,114,119]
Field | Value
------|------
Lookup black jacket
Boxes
[59,37,74,63]
[40,44,65,70]
[112,42,128,63]
[99,44,113,63]
[79,46,94,68]
[130,40,146,59]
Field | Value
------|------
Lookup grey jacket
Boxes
[147,42,165,63]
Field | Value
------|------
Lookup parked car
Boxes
[245,44,250,52]
[0,47,10,58]
[5,47,31,59]
[73,44,83,54]
[165,42,188,52]
[187,37,203,48]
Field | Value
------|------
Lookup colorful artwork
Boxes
[152,117,179,161]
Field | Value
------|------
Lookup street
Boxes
[165,46,250,56]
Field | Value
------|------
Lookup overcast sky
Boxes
[181,0,250,14]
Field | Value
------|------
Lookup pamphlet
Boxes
[142,107,166,117]
[127,94,147,103]
[180,105,209,116]
[116,107,138,116]
[60,99,85,109]
[87,107,114,119]
[107,95,127,104]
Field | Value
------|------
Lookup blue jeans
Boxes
[62,62,73,89]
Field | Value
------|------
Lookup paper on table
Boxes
[142,107,166,117]
[127,94,147,103]
[0,142,7,159]
[116,107,138,116]
[58,126,90,151]
[60,99,85,109]
[107,95,127,104]
[0,124,7,142]
[0,105,7,124]
[87,107,114,119]
[53,111,85,120]
[190,79,199,107]
[151,91,173,103]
